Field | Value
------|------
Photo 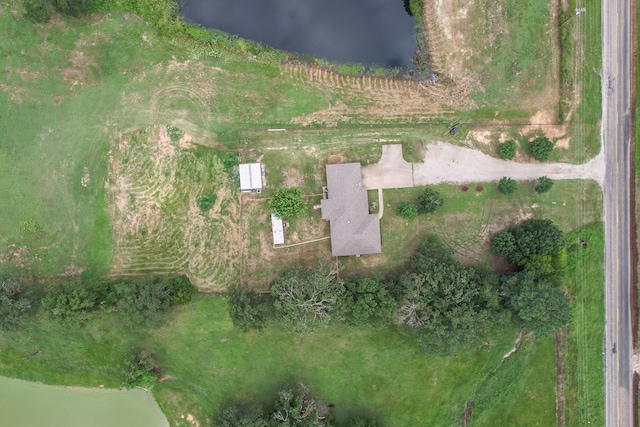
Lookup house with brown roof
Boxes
[321,163,382,257]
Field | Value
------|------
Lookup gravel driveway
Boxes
[413,142,604,187]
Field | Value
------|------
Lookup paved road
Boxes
[602,0,634,424]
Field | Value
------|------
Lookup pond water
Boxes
[0,376,168,427]
[179,0,417,68]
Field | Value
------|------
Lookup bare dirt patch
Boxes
[468,130,493,145]
[521,110,568,141]
[282,168,302,188]
[327,154,346,164]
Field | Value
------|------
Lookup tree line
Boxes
[229,218,572,355]
[0,272,196,331]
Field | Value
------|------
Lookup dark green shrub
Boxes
[197,193,217,212]
[497,177,517,194]
[416,187,443,214]
[24,0,53,23]
[535,176,554,193]
[122,350,157,389]
[0,270,33,331]
[396,201,418,219]
[168,276,196,305]
[529,137,554,161]
[166,125,184,142]
[497,140,517,160]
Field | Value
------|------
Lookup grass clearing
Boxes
[469,336,557,426]
[562,223,605,425]
[343,179,602,275]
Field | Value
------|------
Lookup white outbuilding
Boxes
[271,212,285,245]
[238,163,263,192]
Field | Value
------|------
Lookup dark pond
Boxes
[179,0,417,68]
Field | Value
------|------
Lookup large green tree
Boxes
[396,236,499,354]
[271,386,326,426]
[228,284,268,332]
[342,275,396,327]
[271,262,345,332]
[213,384,329,427]
[270,188,307,220]
[0,270,33,331]
[500,271,571,336]
[491,218,564,266]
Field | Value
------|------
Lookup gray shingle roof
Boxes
[321,163,382,256]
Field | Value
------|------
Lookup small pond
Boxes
[179,0,418,68]
[0,376,168,427]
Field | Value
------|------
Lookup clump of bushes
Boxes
[122,350,157,389]
[416,187,443,214]
[492,218,570,335]
[41,276,196,327]
[396,201,419,219]
[42,280,98,325]
[395,188,443,221]
[0,268,33,331]
[497,140,517,160]
[166,125,184,142]
[197,193,217,212]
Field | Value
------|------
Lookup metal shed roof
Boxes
[271,212,285,245]
[239,163,262,191]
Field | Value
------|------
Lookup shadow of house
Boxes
[321,163,381,257]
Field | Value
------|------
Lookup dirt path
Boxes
[413,142,604,186]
